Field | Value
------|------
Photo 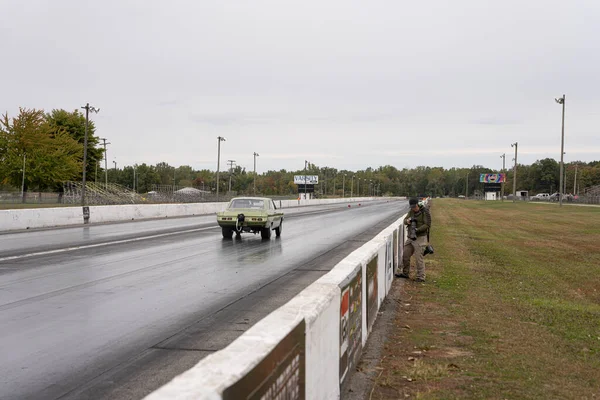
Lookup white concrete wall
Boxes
[0,196,400,232]
[143,199,424,400]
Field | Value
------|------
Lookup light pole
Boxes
[511,142,518,203]
[100,138,110,189]
[304,160,308,199]
[227,160,236,192]
[356,178,359,198]
[555,95,566,207]
[216,136,226,201]
[500,153,506,201]
[342,174,346,198]
[351,175,354,198]
[253,152,259,195]
[574,164,578,195]
[465,173,469,198]
[80,103,99,219]
[21,152,26,202]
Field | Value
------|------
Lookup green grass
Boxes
[372,199,600,399]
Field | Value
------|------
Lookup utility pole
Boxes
[555,94,566,207]
[133,165,136,193]
[80,103,99,224]
[100,138,110,189]
[227,160,236,192]
[500,153,506,202]
[511,142,518,203]
[253,152,259,195]
[342,174,346,198]
[216,136,226,201]
[351,175,354,198]
[465,173,469,199]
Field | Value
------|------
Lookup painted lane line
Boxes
[0,226,217,262]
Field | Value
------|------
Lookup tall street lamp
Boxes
[253,152,259,195]
[81,103,99,224]
[342,173,346,198]
[351,175,354,198]
[216,136,226,201]
[511,142,518,203]
[555,94,566,207]
[500,153,506,201]
[304,160,308,199]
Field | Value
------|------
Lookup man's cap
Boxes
[409,198,419,206]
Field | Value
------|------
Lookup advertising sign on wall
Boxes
[479,173,506,183]
[393,229,399,270]
[385,236,393,294]
[339,266,362,386]
[223,320,306,400]
[366,256,378,333]
[293,175,319,185]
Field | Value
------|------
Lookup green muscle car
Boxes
[216,197,284,239]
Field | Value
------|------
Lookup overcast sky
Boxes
[2,0,599,173]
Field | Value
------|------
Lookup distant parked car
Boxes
[216,197,284,239]
[532,193,550,201]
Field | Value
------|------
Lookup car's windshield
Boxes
[229,199,265,209]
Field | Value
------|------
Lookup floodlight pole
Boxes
[511,142,518,203]
[253,152,259,195]
[556,94,566,207]
[216,136,226,201]
[80,103,99,223]
[304,160,308,199]
[501,153,506,202]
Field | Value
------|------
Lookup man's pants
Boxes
[401,236,427,280]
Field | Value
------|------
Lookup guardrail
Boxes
[143,201,421,399]
[0,197,389,232]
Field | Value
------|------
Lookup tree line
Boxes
[2,108,599,197]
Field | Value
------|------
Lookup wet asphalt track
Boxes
[0,199,407,400]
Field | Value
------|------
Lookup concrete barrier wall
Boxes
[144,200,424,400]
[0,197,395,232]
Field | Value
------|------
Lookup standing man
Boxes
[396,198,431,282]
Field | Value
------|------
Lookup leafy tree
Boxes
[45,109,103,180]
[0,108,82,196]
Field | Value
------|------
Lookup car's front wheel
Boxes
[222,226,233,239]
[275,219,282,237]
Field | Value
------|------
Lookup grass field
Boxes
[371,199,600,399]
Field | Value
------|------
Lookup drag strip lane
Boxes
[0,199,407,400]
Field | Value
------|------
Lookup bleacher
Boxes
[63,181,143,205]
